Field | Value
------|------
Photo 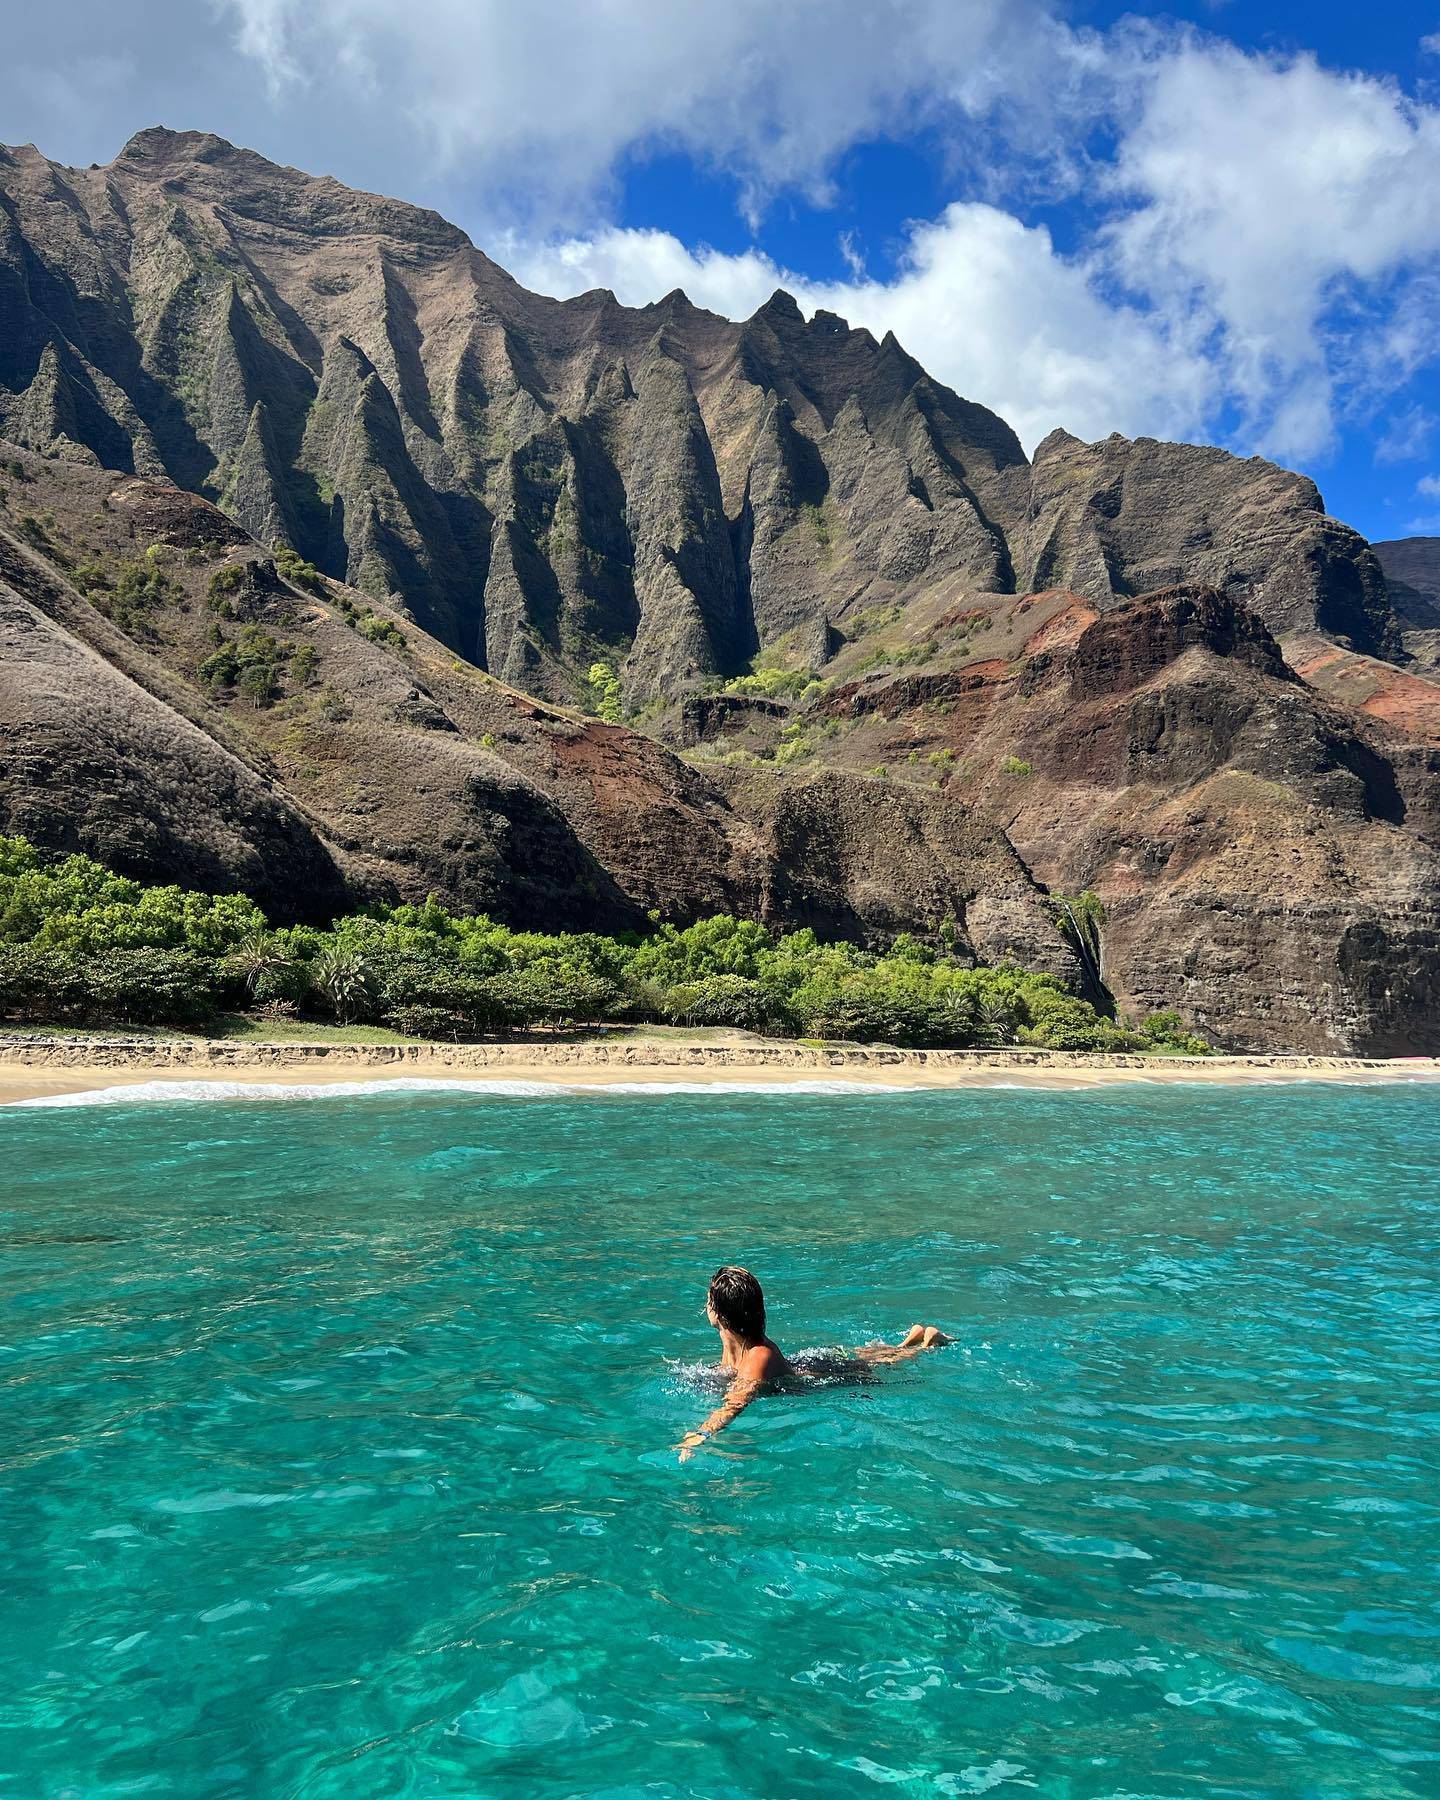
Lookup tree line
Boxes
[0,836,1209,1053]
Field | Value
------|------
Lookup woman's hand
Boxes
[676,1429,708,1463]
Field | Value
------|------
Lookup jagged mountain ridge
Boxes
[0,445,1078,982]
[0,127,1401,714]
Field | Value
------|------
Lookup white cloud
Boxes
[1103,37,1440,458]
[216,0,1074,226]
[1375,405,1436,464]
[501,230,786,326]
[505,34,1440,459]
[1422,32,1440,57]
[1418,473,1440,498]
[267,8,1440,464]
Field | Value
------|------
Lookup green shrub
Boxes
[1139,1009,1212,1055]
[724,666,815,701]
[383,1002,472,1041]
[1000,755,1033,777]
[0,944,91,1021]
[308,941,373,1024]
[773,722,813,765]
[202,624,292,700]
[488,961,621,1026]
[222,932,305,1005]
[275,546,326,593]
[71,560,111,595]
[87,948,220,1024]
[373,950,506,1034]
[0,833,1163,1050]
[359,613,406,649]
[0,842,266,956]
[200,644,240,688]
[628,916,772,986]
[238,662,278,708]
[92,548,184,635]
[206,564,245,611]
[1017,989,1139,1052]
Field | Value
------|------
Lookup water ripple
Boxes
[2,1083,1437,1798]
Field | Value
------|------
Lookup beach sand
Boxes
[2,1035,1437,1104]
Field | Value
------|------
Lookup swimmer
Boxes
[676,1265,950,1460]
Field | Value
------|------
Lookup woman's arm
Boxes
[677,1344,779,1460]
[676,1374,763,1460]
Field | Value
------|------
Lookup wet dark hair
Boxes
[708,1265,766,1341]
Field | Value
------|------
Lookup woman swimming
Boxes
[676,1265,950,1460]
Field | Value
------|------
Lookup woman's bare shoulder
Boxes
[739,1341,786,1382]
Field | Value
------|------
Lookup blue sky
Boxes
[5,2,1440,543]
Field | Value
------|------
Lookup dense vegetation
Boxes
[0,837,1209,1052]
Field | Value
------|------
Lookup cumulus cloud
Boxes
[216,0,1075,226]
[1099,37,1440,458]
[506,207,1214,450]
[1418,473,1440,498]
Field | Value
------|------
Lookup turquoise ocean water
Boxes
[4,1079,1439,1799]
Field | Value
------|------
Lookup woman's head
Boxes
[707,1265,766,1341]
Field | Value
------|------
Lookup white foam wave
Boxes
[570,1079,924,1095]
[9,1077,569,1108]
[7,1074,926,1108]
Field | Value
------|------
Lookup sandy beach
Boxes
[1,1034,1437,1105]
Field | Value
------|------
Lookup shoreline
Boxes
[1,1035,1437,1105]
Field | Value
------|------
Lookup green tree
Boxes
[275,546,325,593]
[587,662,623,722]
[489,961,620,1027]
[663,975,784,1032]
[238,662,278,708]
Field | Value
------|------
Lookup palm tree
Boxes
[224,931,294,1002]
[976,989,1018,1046]
[309,942,371,1025]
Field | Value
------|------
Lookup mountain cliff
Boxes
[0,447,1077,981]
[1373,537,1440,675]
[0,128,1400,716]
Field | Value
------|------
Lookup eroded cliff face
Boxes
[680,586,1440,1054]
[1018,432,1398,657]
[0,447,1079,979]
[1372,536,1440,674]
[0,128,1400,717]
